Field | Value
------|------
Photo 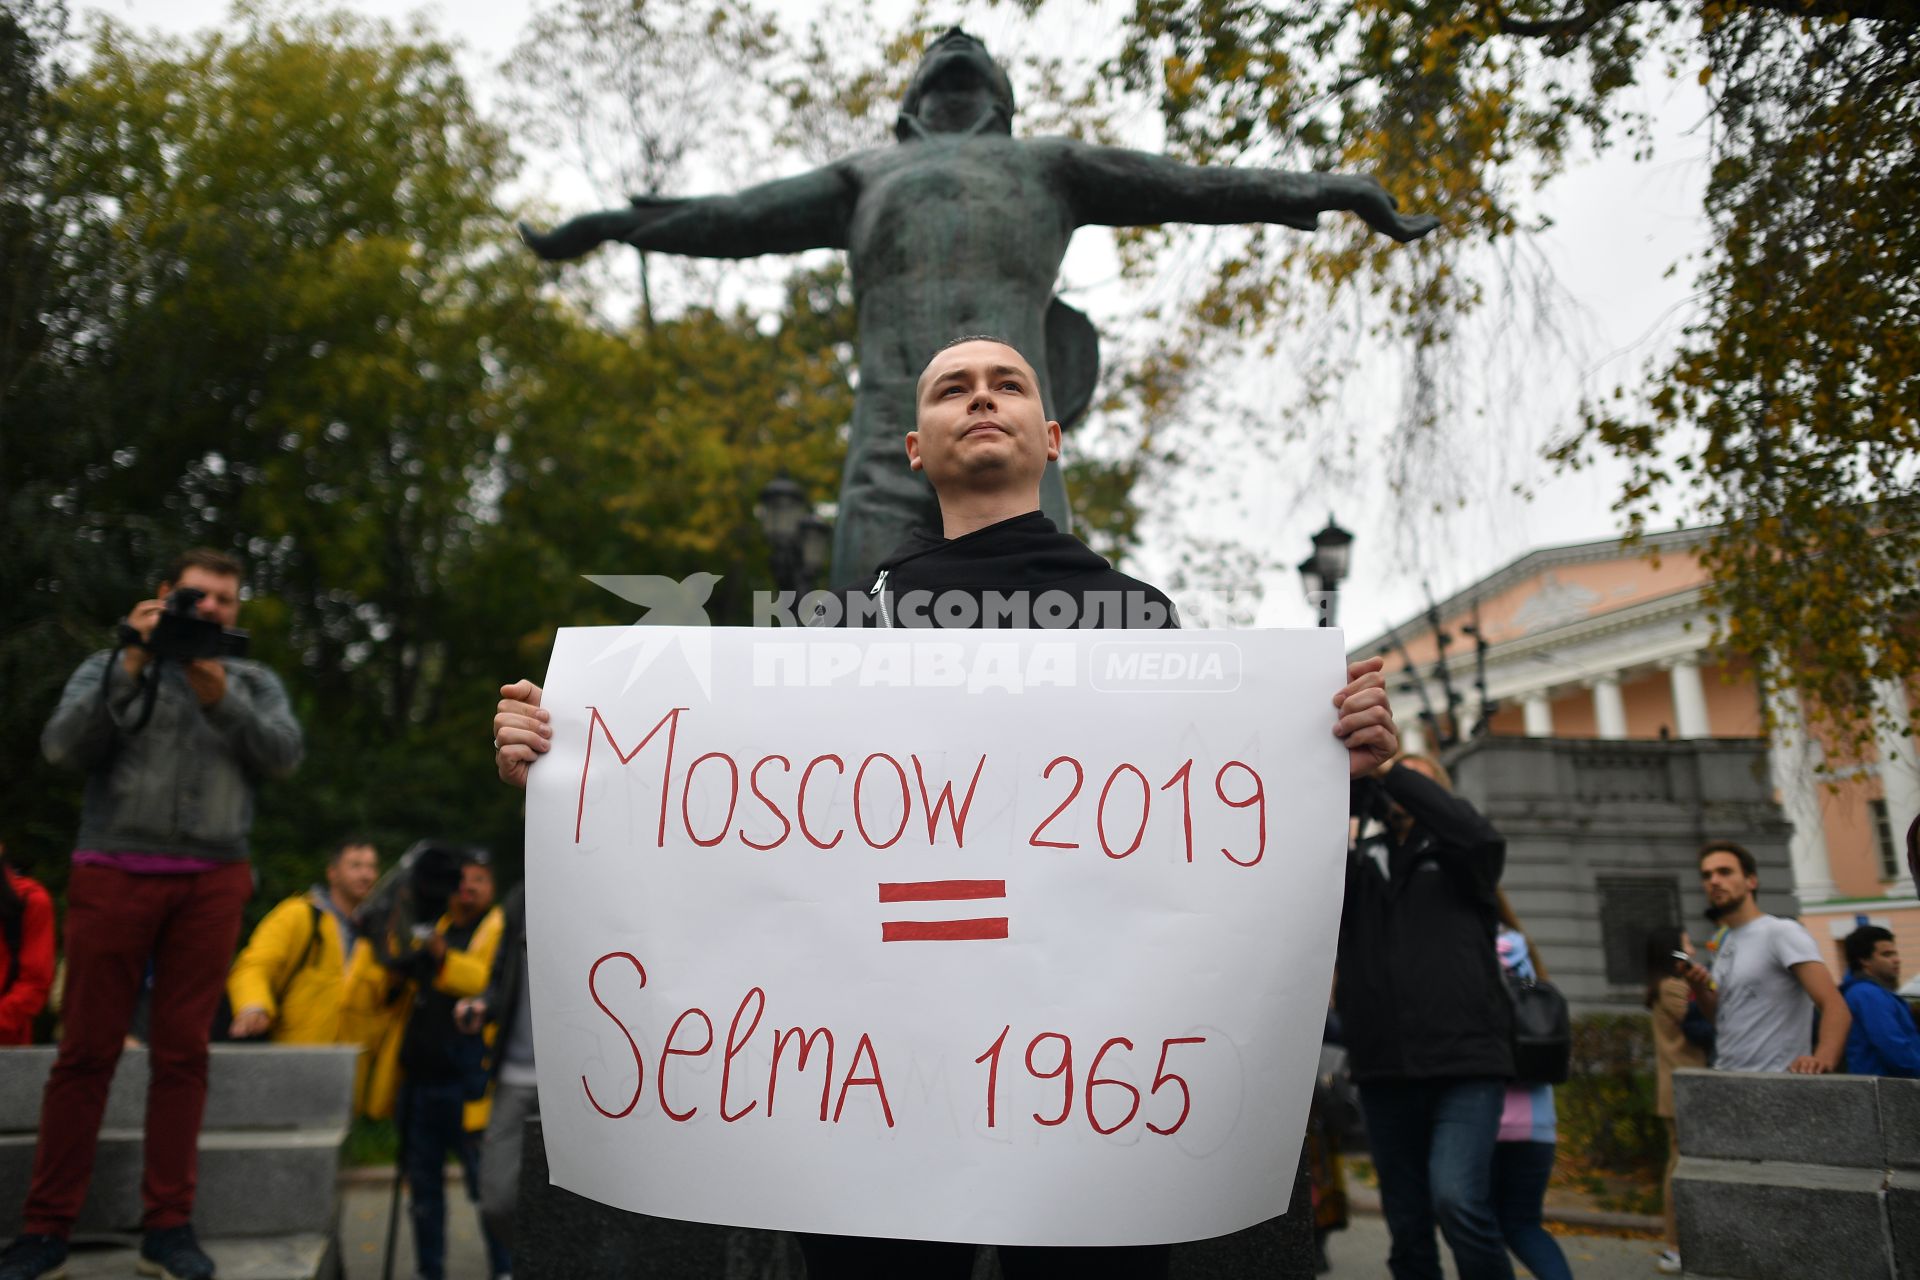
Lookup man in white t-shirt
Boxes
[1677,841,1850,1073]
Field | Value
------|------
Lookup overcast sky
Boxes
[82,0,1716,643]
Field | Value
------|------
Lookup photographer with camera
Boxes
[1,548,302,1280]
[351,845,506,1280]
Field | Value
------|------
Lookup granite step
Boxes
[0,1046,356,1134]
[0,1128,347,1238]
[58,1234,335,1280]
[1671,1156,1892,1280]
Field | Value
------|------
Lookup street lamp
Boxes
[756,475,831,598]
[1299,514,1354,627]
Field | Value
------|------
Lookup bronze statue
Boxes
[522,28,1438,582]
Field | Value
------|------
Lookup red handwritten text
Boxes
[975,1027,1207,1136]
[584,954,895,1128]
[576,709,987,857]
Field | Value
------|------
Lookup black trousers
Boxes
[795,1234,1172,1279]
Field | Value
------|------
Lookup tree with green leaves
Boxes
[1,0,154,872]
[22,4,563,900]
[0,2,850,915]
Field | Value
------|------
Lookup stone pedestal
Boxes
[1448,737,1791,1009]
[1672,1069,1920,1279]
[1673,1159,1889,1280]
[516,1118,1316,1278]
[0,1046,353,1278]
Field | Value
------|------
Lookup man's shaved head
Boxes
[914,335,1038,406]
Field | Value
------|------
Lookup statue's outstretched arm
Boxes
[1045,140,1438,243]
[520,163,858,261]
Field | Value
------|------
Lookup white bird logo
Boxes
[582,573,721,626]
[582,573,722,697]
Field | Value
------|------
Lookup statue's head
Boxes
[897,28,1015,141]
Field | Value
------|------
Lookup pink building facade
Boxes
[1354,526,1920,980]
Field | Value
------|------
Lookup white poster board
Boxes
[525,626,1348,1247]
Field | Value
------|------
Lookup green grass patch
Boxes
[344,1116,399,1168]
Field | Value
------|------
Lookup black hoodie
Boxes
[832,510,1178,629]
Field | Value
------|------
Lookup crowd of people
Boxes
[1330,759,1920,1280]
[0,550,538,1280]
[0,337,1915,1280]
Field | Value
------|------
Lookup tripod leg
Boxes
[382,1087,408,1280]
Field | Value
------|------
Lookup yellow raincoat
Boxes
[226,892,364,1045]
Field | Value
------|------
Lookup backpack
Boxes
[214,899,325,1043]
[1507,969,1572,1085]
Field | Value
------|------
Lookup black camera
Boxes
[120,586,250,661]
[357,841,476,978]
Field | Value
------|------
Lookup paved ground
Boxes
[340,1178,490,1280]
[59,1236,331,1280]
[341,1175,1675,1279]
[1324,1213,1674,1279]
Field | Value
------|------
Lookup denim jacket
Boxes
[41,650,304,861]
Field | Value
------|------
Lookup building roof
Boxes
[1350,523,1720,663]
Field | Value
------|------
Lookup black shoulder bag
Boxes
[1507,966,1572,1085]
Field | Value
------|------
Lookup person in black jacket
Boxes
[1338,754,1513,1280]
[829,506,1177,629]
[493,335,1402,1280]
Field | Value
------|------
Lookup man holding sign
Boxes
[814,333,1182,632]
[492,337,1398,1277]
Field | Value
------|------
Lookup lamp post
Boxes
[756,475,832,598]
[1299,514,1353,628]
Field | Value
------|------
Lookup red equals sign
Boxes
[878,880,1008,942]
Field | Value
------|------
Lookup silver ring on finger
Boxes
[492,736,500,751]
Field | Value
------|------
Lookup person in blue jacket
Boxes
[1840,925,1920,1078]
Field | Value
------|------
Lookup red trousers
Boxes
[23,861,252,1236]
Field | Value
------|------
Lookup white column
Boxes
[1667,654,1712,739]
[1522,691,1554,738]
[1872,676,1920,896]
[1589,672,1628,741]
[1456,690,1484,740]
[1768,683,1835,904]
